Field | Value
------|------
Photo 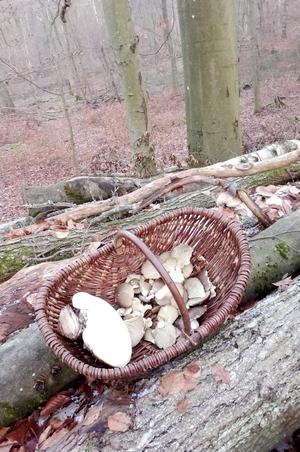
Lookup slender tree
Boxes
[0,81,15,114]
[249,0,262,113]
[102,0,156,177]
[161,0,178,89]
[178,0,241,165]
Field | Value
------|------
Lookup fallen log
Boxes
[42,278,300,452]
[23,175,142,217]
[5,279,300,451]
[1,158,300,283]
[1,211,300,426]
[4,140,300,239]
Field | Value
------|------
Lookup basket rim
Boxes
[34,207,251,381]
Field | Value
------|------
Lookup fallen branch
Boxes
[1,210,300,425]
[5,141,300,236]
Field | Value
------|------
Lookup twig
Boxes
[141,0,175,57]
[0,56,59,96]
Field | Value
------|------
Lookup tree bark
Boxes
[102,0,156,177]
[177,0,241,164]
[161,0,178,89]
[249,0,262,113]
[1,271,299,450]
[23,176,142,216]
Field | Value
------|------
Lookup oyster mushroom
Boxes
[140,279,150,297]
[152,322,177,349]
[144,328,155,344]
[73,292,132,368]
[124,316,145,347]
[57,305,82,340]
[169,266,185,284]
[154,284,173,306]
[171,244,193,268]
[141,260,160,280]
[162,257,177,273]
[159,251,171,263]
[126,274,144,294]
[191,319,199,330]
[184,277,206,299]
[132,298,151,315]
[187,297,208,307]
[175,305,207,330]
[182,263,193,278]
[157,305,179,324]
[115,283,134,308]
[198,270,216,298]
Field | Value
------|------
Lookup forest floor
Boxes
[0,76,299,223]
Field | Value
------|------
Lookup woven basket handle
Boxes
[114,230,192,336]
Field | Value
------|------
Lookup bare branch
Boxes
[0,56,59,96]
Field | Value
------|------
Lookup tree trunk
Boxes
[177,0,241,165]
[0,81,15,114]
[161,0,178,89]
[102,0,156,177]
[249,0,262,113]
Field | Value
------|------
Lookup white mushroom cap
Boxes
[198,270,217,298]
[169,266,185,284]
[171,244,193,268]
[152,323,177,349]
[141,260,161,279]
[57,305,82,340]
[187,296,208,307]
[124,316,145,347]
[115,283,134,308]
[182,263,193,279]
[132,298,151,315]
[157,305,179,324]
[76,293,132,368]
[175,305,207,330]
[125,274,145,294]
[159,251,171,263]
[162,257,177,273]
[184,278,206,299]
[144,328,155,344]
[154,284,173,305]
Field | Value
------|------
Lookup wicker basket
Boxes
[35,208,251,381]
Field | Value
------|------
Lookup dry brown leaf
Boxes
[37,425,52,445]
[107,412,131,433]
[158,361,200,397]
[273,275,292,291]
[255,185,277,197]
[176,399,188,414]
[211,363,231,384]
[0,427,9,442]
[40,393,71,418]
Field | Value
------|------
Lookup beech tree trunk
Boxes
[102,0,156,177]
[249,0,262,113]
[161,0,178,89]
[177,0,241,165]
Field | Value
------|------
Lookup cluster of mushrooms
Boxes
[57,244,216,368]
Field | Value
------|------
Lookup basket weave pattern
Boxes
[35,208,251,381]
